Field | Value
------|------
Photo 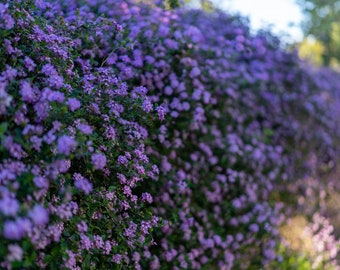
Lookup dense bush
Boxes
[1,0,340,269]
[0,1,161,268]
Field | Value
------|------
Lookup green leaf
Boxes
[0,122,8,136]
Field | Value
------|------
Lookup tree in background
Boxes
[297,0,340,68]
[163,0,214,10]
[298,37,325,66]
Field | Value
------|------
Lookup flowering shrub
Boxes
[91,1,339,268]
[0,1,161,269]
[1,0,340,269]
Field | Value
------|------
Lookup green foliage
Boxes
[167,0,180,9]
[271,244,313,270]
[297,0,340,68]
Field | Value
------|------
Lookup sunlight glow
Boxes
[213,0,304,42]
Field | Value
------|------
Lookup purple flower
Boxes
[156,105,166,121]
[34,100,50,121]
[91,153,107,170]
[104,126,116,140]
[29,205,49,226]
[77,123,93,135]
[141,192,153,204]
[42,88,65,102]
[112,254,123,264]
[2,14,14,30]
[142,98,153,113]
[80,234,92,250]
[73,173,93,194]
[249,223,259,233]
[77,221,88,233]
[49,75,64,89]
[64,250,77,269]
[7,244,23,262]
[41,64,57,76]
[23,56,36,72]
[20,81,35,102]
[3,220,24,240]
[66,98,81,111]
[33,176,49,189]
[189,67,201,78]
[94,235,104,248]
[4,136,25,159]
[118,155,129,166]
[57,135,77,155]
[0,197,20,216]
[2,65,17,81]
[133,86,148,96]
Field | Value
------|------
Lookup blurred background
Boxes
[184,0,340,70]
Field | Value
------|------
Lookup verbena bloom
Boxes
[91,153,107,170]
[133,86,148,96]
[66,98,81,111]
[118,155,129,165]
[189,67,201,78]
[0,197,20,216]
[23,56,36,72]
[29,205,49,226]
[64,250,77,269]
[77,221,88,233]
[80,235,92,250]
[156,105,166,121]
[3,220,24,240]
[33,176,49,189]
[7,244,23,262]
[77,123,93,135]
[141,192,153,204]
[73,173,93,194]
[142,98,153,113]
[57,135,77,155]
[41,64,57,76]
[20,81,35,102]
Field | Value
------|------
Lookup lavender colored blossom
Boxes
[66,98,81,111]
[41,64,57,76]
[142,98,153,113]
[20,81,35,102]
[23,56,36,72]
[77,221,88,233]
[57,135,77,155]
[7,244,23,262]
[133,86,148,96]
[91,153,107,170]
[0,197,20,216]
[80,235,92,250]
[118,155,129,166]
[77,123,93,134]
[141,192,153,204]
[156,105,166,121]
[73,173,93,194]
[29,205,49,226]
[3,220,24,240]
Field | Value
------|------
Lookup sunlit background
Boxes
[186,0,303,42]
[184,0,340,68]
[214,0,304,43]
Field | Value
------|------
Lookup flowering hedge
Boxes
[0,1,162,269]
[1,0,340,269]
